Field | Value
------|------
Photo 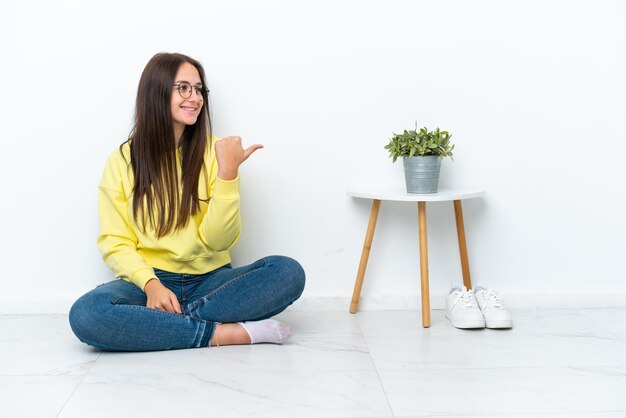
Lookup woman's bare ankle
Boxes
[210,323,251,347]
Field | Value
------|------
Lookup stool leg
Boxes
[350,199,381,313]
[418,201,431,328]
[453,200,473,290]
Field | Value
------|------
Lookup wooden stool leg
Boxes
[453,200,473,290]
[350,199,381,313]
[418,202,431,328]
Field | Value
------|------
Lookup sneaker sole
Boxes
[485,320,513,329]
[446,314,485,329]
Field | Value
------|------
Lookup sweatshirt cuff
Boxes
[133,267,158,292]
[213,176,240,200]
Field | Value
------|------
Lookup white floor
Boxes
[2,308,626,418]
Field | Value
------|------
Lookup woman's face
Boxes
[171,62,204,139]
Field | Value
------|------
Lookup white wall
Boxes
[0,0,624,313]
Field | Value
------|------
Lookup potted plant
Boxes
[384,123,454,194]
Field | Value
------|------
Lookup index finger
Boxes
[170,295,182,314]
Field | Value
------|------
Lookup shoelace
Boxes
[484,290,503,308]
[457,290,478,308]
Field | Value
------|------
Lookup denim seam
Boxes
[111,296,145,305]
[187,258,269,314]
[111,303,190,319]
[196,321,215,348]
[191,320,205,347]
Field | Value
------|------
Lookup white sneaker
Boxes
[446,284,485,329]
[473,285,513,329]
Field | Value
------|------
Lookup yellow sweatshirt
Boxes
[97,138,241,291]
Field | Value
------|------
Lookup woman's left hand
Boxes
[215,136,263,180]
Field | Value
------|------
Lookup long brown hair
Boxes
[121,52,211,238]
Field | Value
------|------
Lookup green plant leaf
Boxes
[386,123,454,161]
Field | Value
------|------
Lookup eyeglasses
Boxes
[172,81,209,99]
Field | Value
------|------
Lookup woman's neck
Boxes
[174,127,184,148]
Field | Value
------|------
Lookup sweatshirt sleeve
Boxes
[197,141,242,252]
[96,153,156,292]
[198,176,242,252]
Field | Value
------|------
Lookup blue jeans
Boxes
[69,255,305,352]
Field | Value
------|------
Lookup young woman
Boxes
[69,52,305,351]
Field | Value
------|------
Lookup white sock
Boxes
[237,319,292,344]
